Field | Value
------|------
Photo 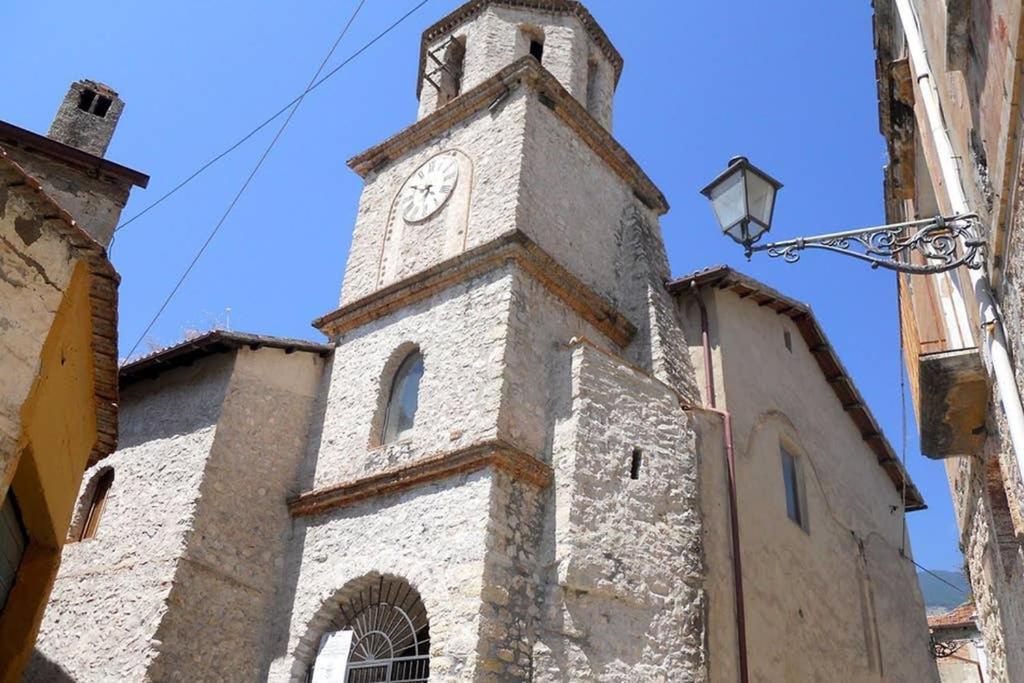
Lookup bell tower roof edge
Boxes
[416,0,623,98]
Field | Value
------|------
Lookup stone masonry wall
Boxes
[311,267,513,489]
[417,5,615,130]
[146,348,325,682]
[532,342,706,681]
[340,92,527,305]
[26,356,234,681]
[265,470,496,681]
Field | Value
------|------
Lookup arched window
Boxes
[79,469,114,541]
[437,36,465,108]
[310,576,430,683]
[382,351,424,444]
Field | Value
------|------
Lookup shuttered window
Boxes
[0,492,27,611]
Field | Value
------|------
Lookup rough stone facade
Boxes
[32,2,936,680]
[873,1,1024,679]
[28,345,327,681]
[47,80,125,158]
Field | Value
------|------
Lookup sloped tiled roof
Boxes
[120,330,332,387]
[928,602,977,630]
[668,264,926,512]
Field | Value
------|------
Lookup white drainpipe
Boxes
[893,0,1024,473]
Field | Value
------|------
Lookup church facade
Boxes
[30,2,938,681]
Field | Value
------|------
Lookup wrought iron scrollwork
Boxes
[930,637,964,659]
[750,214,986,274]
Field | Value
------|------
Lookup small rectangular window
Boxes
[530,39,544,63]
[781,445,807,530]
[784,329,792,352]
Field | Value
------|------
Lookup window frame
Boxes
[381,350,424,445]
[780,443,809,533]
[79,468,114,541]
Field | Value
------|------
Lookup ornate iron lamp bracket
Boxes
[747,213,986,274]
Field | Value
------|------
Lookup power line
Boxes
[125,0,429,361]
[906,554,971,597]
[113,0,429,237]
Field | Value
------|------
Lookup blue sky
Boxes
[1,1,962,571]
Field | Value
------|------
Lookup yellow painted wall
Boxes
[0,260,98,681]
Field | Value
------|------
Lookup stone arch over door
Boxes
[293,573,430,683]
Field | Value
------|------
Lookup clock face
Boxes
[399,153,460,223]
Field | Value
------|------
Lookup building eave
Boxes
[415,0,623,99]
[119,330,332,388]
[668,264,927,512]
[348,56,668,214]
[0,119,149,189]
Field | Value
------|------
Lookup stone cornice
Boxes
[288,439,552,517]
[415,0,623,98]
[348,57,668,215]
[313,230,637,347]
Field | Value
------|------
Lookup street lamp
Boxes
[700,157,986,274]
[700,156,782,250]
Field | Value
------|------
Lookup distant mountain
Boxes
[918,569,969,614]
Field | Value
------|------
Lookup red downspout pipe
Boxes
[691,281,749,683]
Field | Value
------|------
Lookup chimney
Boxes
[47,80,124,157]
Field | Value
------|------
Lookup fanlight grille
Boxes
[312,577,429,683]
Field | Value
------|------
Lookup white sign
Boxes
[310,630,353,683]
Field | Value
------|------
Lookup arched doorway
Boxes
[309,575,429,683]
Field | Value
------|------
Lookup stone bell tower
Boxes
[271,2,705,680]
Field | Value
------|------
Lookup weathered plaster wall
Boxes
[26,356,234,681]
[884,0,1024,678]
[684,287,938,682]
[340,93,527,304]
[417,5,615,130]
[0,260,97,679]
[2,146,132,248]
[532,342,705,681]
[0,186,78,492]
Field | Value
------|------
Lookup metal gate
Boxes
[312,576,430,683]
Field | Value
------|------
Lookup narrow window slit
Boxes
[630,448,643,480]
[530,39,544,63]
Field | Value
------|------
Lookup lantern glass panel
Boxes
[747,219,769,243]
[745,169,776,227]
[708,169,746,234]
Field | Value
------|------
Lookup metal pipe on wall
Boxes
[690,282,749,683]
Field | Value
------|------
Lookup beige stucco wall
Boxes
[679,287,939,682]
